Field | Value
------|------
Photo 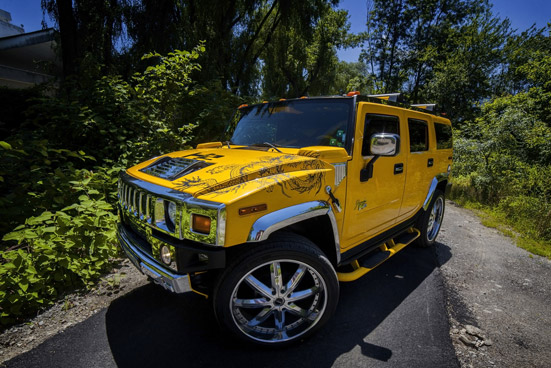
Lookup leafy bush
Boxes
[22,44,208,165]
[1,170,120,324]
[451,87,551,255]
[0,44,244,325]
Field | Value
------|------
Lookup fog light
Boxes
[160,245,172,265]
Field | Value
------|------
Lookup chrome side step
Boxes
[337,228,420,282]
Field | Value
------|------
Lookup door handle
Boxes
[394,163,404,174]
[427,158,434,167]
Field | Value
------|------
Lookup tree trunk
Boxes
[56,0,79,77]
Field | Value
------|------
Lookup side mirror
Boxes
[370,133,400,156]
[360,133,400,182]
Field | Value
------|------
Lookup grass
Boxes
[449,194,551,260]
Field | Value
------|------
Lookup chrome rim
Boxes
[427,196,444,241]
[230,259,327,343]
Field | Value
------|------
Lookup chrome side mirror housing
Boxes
[370,133,400,156]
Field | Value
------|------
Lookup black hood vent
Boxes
[139,156,213,181]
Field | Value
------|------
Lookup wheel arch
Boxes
[247,201,340,266]
[423,174,450,211]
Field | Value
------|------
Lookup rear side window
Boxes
[362,114,400,156]
[408,119,428,152]
[435,123,453,149]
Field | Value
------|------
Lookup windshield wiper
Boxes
[223,141,232,149]
[249,142,283,153]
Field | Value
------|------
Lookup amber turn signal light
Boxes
[238,204,267,216]
[192,214,211,234]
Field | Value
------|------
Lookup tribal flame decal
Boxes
[174,155,325,198]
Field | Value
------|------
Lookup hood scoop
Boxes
[140,156,213,181]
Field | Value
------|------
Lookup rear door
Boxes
[398,113,434,218]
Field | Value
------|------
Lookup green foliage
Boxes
[361,0,511,122]
[261,6,353,98]
[0,137,103,237]
[0,44,222,326]
[451,79,551,256]
[119,0,350,96]
[24,45,206,164]
[0,172,120,324]
[424,10,511,123]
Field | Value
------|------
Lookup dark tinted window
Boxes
[435,123,453,149]
[230,99,352,150]
[408,119,428,152]
[362,114,400,156]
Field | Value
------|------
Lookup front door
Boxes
[341,103,407,251]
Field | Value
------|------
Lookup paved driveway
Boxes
[5,243,458,368]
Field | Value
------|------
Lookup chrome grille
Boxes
[118,181,152,223]
[140,156,213,181]
[118,172,226,246]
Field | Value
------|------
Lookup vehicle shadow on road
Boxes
[105,244,452,368]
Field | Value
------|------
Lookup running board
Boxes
[337,228,420,282]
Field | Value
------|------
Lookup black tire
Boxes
[212,234,339,347]
[414,189,445,248]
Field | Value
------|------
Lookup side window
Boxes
[408,119,428,152]
[362,114,400,156]
[435,123,453,149]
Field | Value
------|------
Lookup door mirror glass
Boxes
[370,133,399,156]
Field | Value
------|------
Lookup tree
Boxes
[422,7,510,122]
[260,5,351,98]
[123,0,348,96]
[330,61,377,95]
[41,0,125,78]
[360,0,510,122]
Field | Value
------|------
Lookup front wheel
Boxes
[212,235,339,347]
[415,189,445,247]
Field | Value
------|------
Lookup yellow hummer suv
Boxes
[116,93,453,347]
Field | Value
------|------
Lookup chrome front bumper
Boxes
[117,223,188,293]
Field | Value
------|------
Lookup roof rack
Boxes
[367,93,402,102]
[411,103,436,111]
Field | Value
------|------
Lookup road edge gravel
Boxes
[437,201,551,368]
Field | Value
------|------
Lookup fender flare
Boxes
[423,173,449,211]
[247,201,341,264]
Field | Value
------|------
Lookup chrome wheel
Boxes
[230,259,328,344]
[427,196,444,241]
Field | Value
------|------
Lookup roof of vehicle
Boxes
[239,93,448,118]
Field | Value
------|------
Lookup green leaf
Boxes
[0,141,12,150]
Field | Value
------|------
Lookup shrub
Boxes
[0,170,120,324]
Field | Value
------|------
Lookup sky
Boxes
[1,0,550,63]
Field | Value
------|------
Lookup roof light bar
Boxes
[367,93,402,102]
[411,104,436,111]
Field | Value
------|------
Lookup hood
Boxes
[127,146,347,198]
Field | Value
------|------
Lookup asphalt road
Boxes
[4,234,459,367]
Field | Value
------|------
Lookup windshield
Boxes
[230,99,352,151]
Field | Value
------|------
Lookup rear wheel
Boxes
[415,189,445,247]
[213,235,339,347]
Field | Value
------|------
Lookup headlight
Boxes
[167,201,177,225]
